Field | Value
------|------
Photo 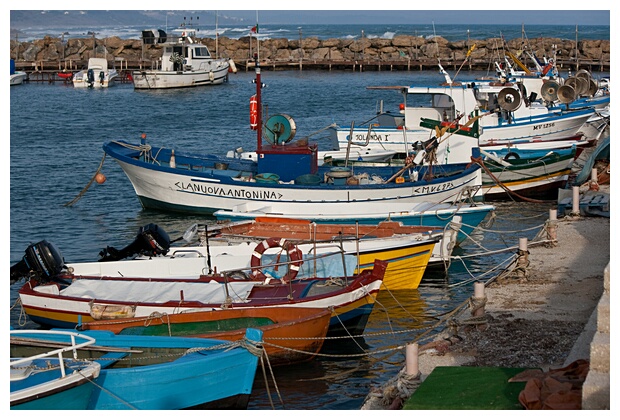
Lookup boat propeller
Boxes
[98,223,171,262]
[10,240,66,284]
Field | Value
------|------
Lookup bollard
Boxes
[572,186,581,216]
[547,209,558,243]
[590,168,599,191]
[405,343,419,376]
[473,281,487,330]
[474,282,485,318]
[516,238,530,278]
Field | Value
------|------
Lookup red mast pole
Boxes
[255,56,262,151]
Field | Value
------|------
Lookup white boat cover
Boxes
[56,279,256,304]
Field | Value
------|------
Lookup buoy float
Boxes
[249,237,303,284]
[95,173,106,184]
[250,95,258,130]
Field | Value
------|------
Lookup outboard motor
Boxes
[10,240,65,284]
[87,68,95,87]
[99,71,105,85]
[98,223,171,262]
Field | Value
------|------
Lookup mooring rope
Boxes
[471,156,555,204]
[64,153,106,207]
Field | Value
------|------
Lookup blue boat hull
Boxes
[11,374,95,410]
[14,329,262,410]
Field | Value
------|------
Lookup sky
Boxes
[6,2,614,26]
[214,8,611,26]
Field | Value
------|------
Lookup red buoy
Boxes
[250,95,258,130]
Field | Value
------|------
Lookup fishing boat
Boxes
[213,201,495,245]
[131,27,232,89]
[10,329,101,410]
[72,57,119,88]
[11,217,443,292]
[11,328,263,409]
[327,73,597,162]
[481,137,594,161]
[94,223,439,289]
[204,216,457,274]
[77,306,331,366]
[10,59,27,85]
[57,71,74,81]
[13,240,387,336]
[477,144,577,200]
[103,136,481,214]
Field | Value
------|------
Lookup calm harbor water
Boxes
[9,69,583,409]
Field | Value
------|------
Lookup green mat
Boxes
[403,366,529,410]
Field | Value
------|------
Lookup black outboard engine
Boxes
[99,71,105,85]
[98,223,171,262]
[87,68,95,87]
[10,240,65,284]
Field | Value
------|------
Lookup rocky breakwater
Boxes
[10,34,610,71]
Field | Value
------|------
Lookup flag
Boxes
[251,24,258,34]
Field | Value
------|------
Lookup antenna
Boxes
[432,21,440,64]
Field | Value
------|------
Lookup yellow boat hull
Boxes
[355,242,434,290]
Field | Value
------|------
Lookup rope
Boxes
[470,156,554,204]
[64,153,106,207]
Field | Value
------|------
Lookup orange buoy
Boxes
[95,173,106,184]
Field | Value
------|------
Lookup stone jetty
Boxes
[10,33,610,74]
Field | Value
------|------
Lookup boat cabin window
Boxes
[406,93,456,121]
[171,46,185,58]
[193,47,212,58]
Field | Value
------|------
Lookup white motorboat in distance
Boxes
[132,27,233,90]
[72,57,119,88]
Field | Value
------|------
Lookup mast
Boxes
[255,11,260,61]
[575,24,579,68]
[255,56,262,151]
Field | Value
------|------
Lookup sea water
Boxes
[9,68,600,409]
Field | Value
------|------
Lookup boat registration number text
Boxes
[533,122,555,130]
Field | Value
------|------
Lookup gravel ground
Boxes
[362,199,610,409]
[452,213,610,369]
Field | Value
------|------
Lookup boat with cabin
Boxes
[131,26,233,89]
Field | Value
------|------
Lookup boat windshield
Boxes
[406,93,456,121]
[193,46,212,58]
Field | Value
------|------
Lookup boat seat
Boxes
[33,284,59,295]
[10,361,34,381]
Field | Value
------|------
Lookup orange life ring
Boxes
[250,95,258,130]
[250,237,303,283]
